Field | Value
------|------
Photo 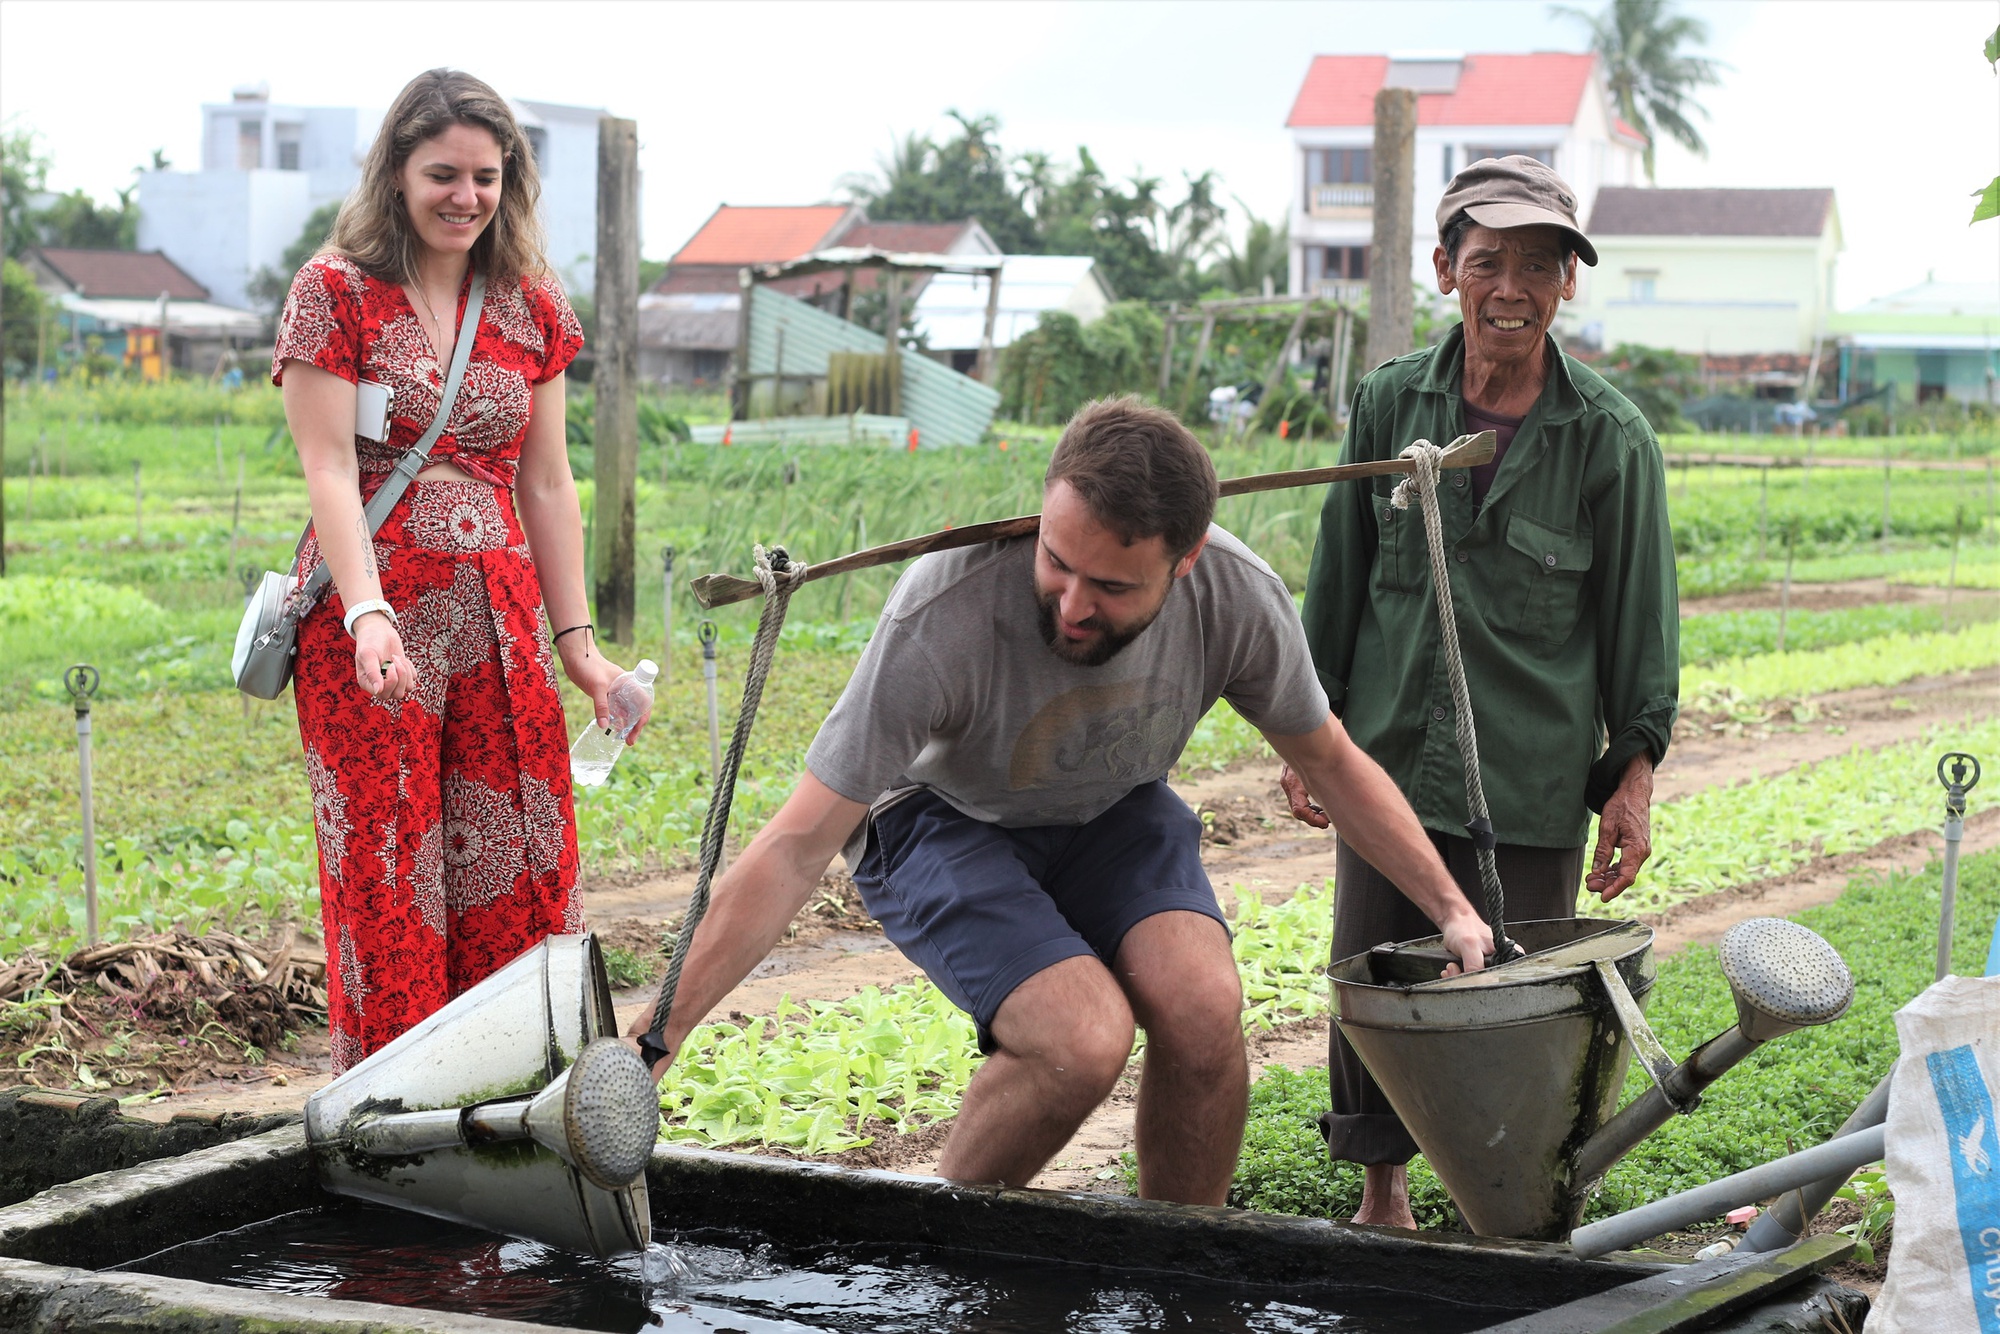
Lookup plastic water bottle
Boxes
[570,659,658,787]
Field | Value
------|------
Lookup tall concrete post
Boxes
[1365,87,1417,371]
[593,116,640,644]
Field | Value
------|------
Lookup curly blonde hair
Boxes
[326,68,550,287]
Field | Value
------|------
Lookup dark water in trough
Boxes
[115,1201,1521,1332]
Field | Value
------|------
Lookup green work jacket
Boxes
[1301,325,1679,848]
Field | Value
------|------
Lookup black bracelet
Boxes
[553,622,594,645]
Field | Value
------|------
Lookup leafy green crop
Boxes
[1679,603,1951,666]
[1685,620,2000,711]
[660,878,1341,1153]
[1632,715,2000,912]
[662,985,981,1154]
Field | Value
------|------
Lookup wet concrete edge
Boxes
[646,1145,1670,1313]
[0,1123,315,1269]
[0,1255,576,1332]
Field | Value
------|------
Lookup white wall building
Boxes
[913,255,1114,375]
[138,84,606,312]
[1283,52,1646,307]
[1569,188,1842,355]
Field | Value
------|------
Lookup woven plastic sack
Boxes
[1871,974,2000,1333]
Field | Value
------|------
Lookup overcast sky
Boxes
[3,0,1995,308]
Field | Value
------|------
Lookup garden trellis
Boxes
[1155,292,1358,429]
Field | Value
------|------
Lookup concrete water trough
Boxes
[0,1085,1868,1333]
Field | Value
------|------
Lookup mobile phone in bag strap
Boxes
[289,271,490,608]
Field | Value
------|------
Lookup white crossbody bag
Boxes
[232,272,487,699]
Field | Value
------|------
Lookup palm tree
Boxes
[1553,0,1723,182]
[838,130,933,208]
[1206,202,1289,296]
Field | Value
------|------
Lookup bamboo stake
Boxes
[692,431,1496,609]
[1776,533,1795,654]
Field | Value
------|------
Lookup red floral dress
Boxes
[273,255,585,1073]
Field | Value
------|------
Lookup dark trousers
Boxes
[1321,833,1584,1166]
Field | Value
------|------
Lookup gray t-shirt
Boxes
[806,524,1330,863]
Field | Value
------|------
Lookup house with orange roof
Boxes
[1285,52,1646,309]
[641,205,997,385]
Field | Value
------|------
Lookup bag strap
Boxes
[290,271,489,596]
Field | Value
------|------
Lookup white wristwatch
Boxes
[343,599,399,637]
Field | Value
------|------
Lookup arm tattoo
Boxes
[356,516,377,577]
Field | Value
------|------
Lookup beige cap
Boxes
[1437,155,1598,266]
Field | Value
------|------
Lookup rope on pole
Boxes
[1391,438,1519,961]
[640,545,809,1067]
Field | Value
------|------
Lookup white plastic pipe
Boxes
[1571,1124,1886,1259]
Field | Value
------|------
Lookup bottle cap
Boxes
[633,659,659,685]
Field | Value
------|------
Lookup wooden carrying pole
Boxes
[593,116,641,642]
[691,432,1495,609]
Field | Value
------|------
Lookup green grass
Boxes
[10,380,2000,967]
[1230,844,2000,1227]
[1659,430,2000,462]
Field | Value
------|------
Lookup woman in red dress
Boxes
[273,69,648,1072]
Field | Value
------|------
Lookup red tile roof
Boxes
[32,248,209,300]
[840,220,975,254]
[670,205,854,266]
[1286,53,1598,128]
[1588,188,1835,238]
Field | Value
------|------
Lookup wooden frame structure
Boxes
[731,248,1005,421]
[1156,293,1358,430]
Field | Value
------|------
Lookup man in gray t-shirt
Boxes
[630,397,1491,1206]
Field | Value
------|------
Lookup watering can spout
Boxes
[1571,918,1854,1190]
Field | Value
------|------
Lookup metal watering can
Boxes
[1331,915,1855,1241]
[304,933,660,1258]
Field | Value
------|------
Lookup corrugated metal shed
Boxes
[745,285,1000,446]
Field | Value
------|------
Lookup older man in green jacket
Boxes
[1281,156,1679,1229]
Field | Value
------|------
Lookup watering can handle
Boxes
[1591,960,1689,1107]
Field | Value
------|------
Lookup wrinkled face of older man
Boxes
[1433,223,1577,372]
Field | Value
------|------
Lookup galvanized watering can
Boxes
[304,933,660,1258]
[1331,916,1854,1241]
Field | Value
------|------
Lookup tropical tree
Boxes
[34,185,138,250]
[2,127,51,261]
[841,113,1040,254]
[1975,27,2000,223]
[1553,0,1723,182]
[1204,204,1290,295]
[245,199,344,323]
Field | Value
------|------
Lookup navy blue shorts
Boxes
[852,779,1224,1053]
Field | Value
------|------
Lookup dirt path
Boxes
[124,658,2000,1189]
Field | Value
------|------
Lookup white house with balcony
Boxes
[1284,52,1646,305]
[137,84,606,311]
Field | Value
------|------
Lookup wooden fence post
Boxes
[1365,87,1417,371]
[976,265,1004,386]
[1176,312,1216,422]
[593,115,640,644]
